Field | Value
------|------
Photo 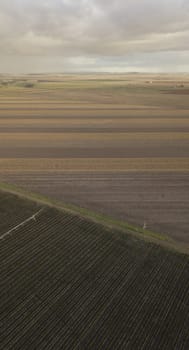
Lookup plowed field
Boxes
[0,74,189,245]
[0,190,189,349]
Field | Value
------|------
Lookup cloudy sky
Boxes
[0,0,189,73]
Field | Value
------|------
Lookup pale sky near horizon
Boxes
[0,0,189,73]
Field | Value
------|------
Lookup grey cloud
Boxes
[0,0,189,72]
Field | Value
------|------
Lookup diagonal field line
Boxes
[0,208,44,240]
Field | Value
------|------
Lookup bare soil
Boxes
[1,171,189,245]
[0,74,189,245]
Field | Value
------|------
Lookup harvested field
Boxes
[0,190,189,349]
[1,158,189,171]
[0,132,189,158]
[0,74,189,245]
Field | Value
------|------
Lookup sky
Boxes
[0,0,189,73]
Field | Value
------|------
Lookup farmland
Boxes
[0,190,40,234]
[0,74,189,246]
[0,189,189,349]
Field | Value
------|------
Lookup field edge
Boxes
[0,180,188,255]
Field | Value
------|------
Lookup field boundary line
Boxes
[0,208,44,240]
[0,182,188,254]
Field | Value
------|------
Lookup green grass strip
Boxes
[0,182,171,241]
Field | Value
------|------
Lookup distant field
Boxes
[0,74,189,245]
[0,190,189,349]
[0,133,189,158]
[1,158,189,170]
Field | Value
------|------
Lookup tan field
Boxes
[0,73,189,247]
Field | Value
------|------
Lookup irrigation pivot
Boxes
[0,208,44,240]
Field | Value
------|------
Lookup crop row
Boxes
[0,205,189,349]
[0,191,40,235]
[1,208,129,348]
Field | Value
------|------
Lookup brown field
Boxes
[0,73,189,247]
